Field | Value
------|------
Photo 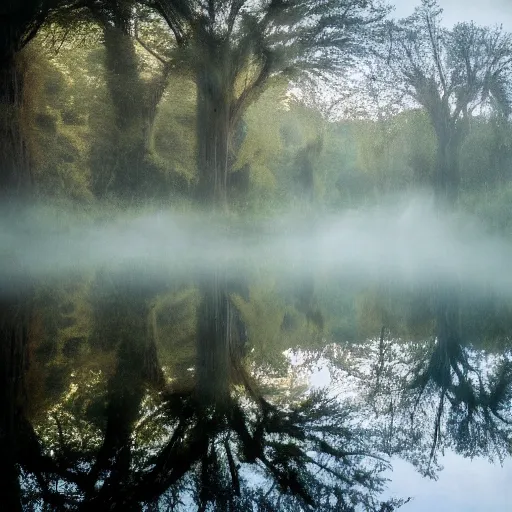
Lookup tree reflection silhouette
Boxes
[11,284,405,511]
[347,287,512,477]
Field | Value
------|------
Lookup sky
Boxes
[386,455,512,511]
[391,0,512,30]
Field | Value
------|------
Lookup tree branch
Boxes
[227,0,246,37]
[425,12,446,94]
[135,35,169,65]
[230,55,273,127]
[224,439,241,497]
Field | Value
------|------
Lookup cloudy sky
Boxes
[391,0,512,30]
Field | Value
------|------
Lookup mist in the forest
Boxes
[1,193,509,295]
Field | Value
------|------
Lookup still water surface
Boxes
[4,199,512,511]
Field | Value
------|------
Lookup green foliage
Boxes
[151,285,200,380]
[22,42,95,199]
[233,282,298,373]
[150,74,197,185]
[460,184,512,236]
[354,286,436,341]
[234,86,287,193]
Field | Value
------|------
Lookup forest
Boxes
[2,0,512,510]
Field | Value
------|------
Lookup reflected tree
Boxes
[11,284,406,511]
[84,347,404,511]
[405,291,512,469]
[77,274,166,507]
[342,287,512,477]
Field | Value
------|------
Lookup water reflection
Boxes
[323,285,512,479]
[4,272,512,510]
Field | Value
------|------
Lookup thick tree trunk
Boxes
[196,273,232,406]
[0,0,42,195]
[0,296,31,512]
[196,46,232,209]
[92,23,169,199]
[432,117,466,205]
[194,37,240,405]
[435,137,460,204]
[82,277,164,508]
[93,26,146,198]
[0,55,30,196]
[0,35,33,511]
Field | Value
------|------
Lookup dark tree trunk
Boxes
[196,274,251,411]
[196,41,232,209]
[0,5,80,509]
[93,25,146,198]
[0,0,46,194]
[103,26,146,133]
[432,117,467,205]
[194,35,241,405]
[197,274,233,406]
[0,296,31,512]
[0,54,31,196]
[82,277,164,509]
[0,38,33,512]
[91,19,169,199]
[435,136,460,204]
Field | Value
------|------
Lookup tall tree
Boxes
[0,0,85,192]
[145,0,389,207]
[377,0,512,202]
[0,2,83,510]
[84,0,177,198]
[0,0,44,191]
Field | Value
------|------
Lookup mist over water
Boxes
[1,193,510,294]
